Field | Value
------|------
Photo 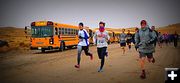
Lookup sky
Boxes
[0,0,180,28]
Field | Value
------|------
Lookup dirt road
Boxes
[0,43,180,83]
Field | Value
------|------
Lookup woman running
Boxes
[93,21,110,72]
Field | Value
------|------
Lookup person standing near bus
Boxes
[126,30,133,50]
[119,29,127,54]
[93,21,110,72]
[135,20,156,79]
[74,22,93,69]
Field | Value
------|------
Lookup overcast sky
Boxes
[0,0,180,28]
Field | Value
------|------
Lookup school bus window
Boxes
[64,28,68,35]
[74,29,76,34]
[66,28,68,35]
[59,28,61,34]
[61,28,64,35]
[64,28,66,35]
[71,29,74,35]
[70,29,73,35]
[31,26,53,37]
[69,28,71,35]
[67,28,70,34]
[69,28,71,34]
[72,29,75,35]
[67,28,69,35]
[55,28,58,35]
[74,29,76,35]
[72,29,74,35]
[60,28,62,34]
[71,29,73,35]
[63,28,65,35]
[57,28,59,35]
[65,28,68,35]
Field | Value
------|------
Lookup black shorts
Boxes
[82,46,91,56]
[97,47,107,59]
[120,42,126,47]
[126,39,131,44]
[139,52,153,58]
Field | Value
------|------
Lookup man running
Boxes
[75,22,93,69]
[135,20,156,79]
[157,32,163,48]
[93,21,110,72]
[134,28,139,51]
[126,30,133,50]
[151,26,158,47]
[164,33,169,46]
[119,29,126,54]
[173,31,179,48]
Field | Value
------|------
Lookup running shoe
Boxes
[74,64,80,68]
[98,68,103,72]
[140,70,146,79]
[152,57,155,63]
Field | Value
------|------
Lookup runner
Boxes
[151,26,158,47]
[119,29,126,54]
[126,30,133,50]
[134,28,139,51]
[173,31,179,48]
[74,22,93,69]
[157,32,163,48]
[93,21,110,72]
[164,33,169,46]
[135,20,156,79]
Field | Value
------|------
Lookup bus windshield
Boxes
[31,26,53,37]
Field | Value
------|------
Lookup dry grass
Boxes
[0,27,30,53]
[157,23,180,34]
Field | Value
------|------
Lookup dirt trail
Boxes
[0,43,180,83]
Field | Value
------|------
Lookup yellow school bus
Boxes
[30,21,79,52]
